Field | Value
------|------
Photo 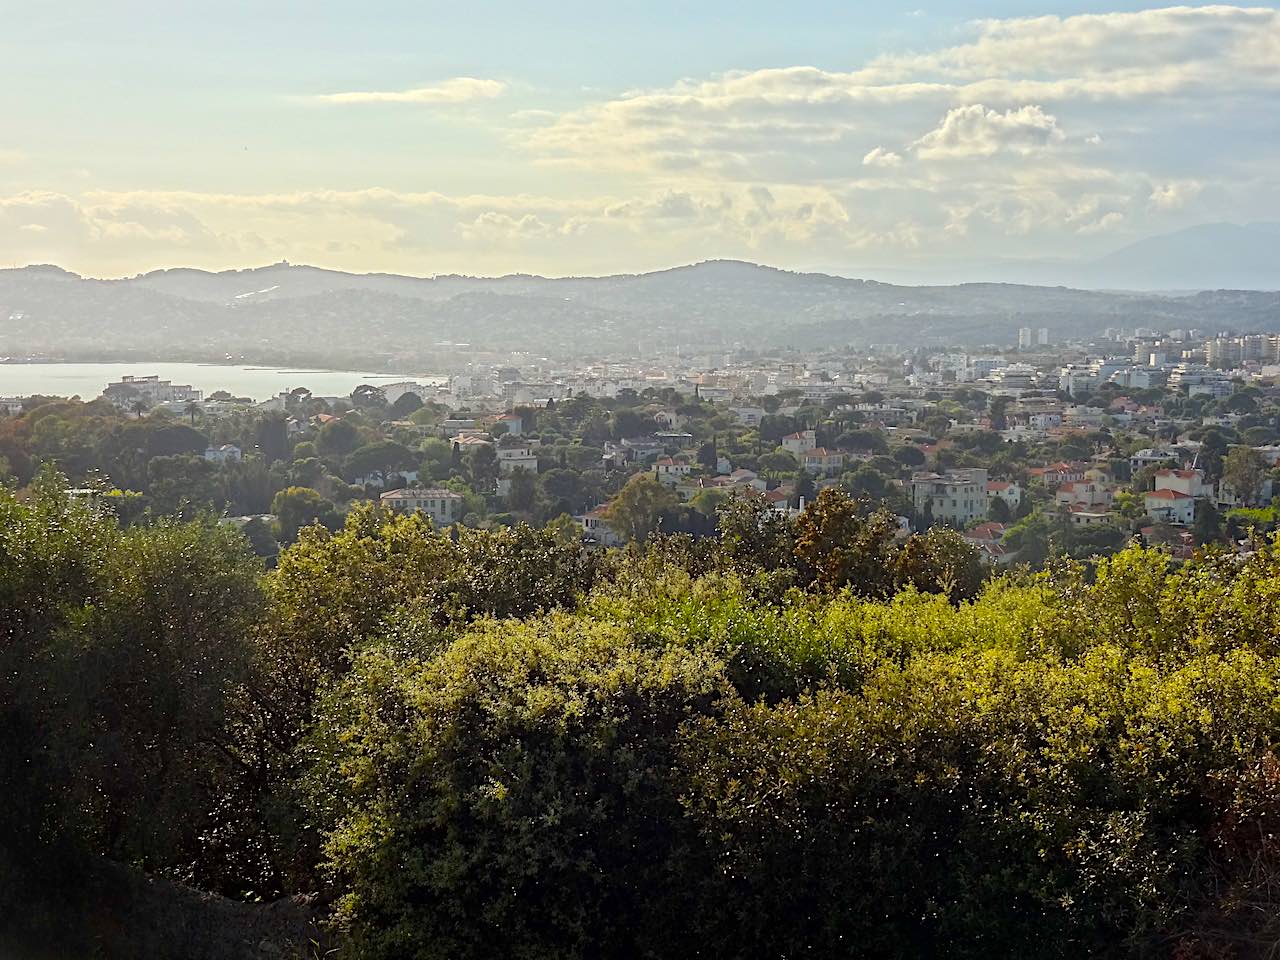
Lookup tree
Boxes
[793,470,816,508]
[603,473,678,544]
[988,496,1012,523]
[697,437,719,472]
[256,413,289,465]
[1199,428,1230,481]
[466,444,499,487]
[506,467,537,513]
[758,450,799,477]
[838,430,889,455]
[1192,498,1222,544]
[611,409,651,440]
[350,384,387,411]
[317,419,360,459]
[344,440,414,485]
[894,445,927,469]
[793,488,899,596]
[689,488,729,517]
[271,486,340,544]
[0,478,265,935]
[758,414,796,446]
[1222,446,1268,506]
[892,528,986,601]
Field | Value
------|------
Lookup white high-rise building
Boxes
[1018,327,1034,350]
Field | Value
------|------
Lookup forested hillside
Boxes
[5,260,1280,365]
[6,479,1280,958]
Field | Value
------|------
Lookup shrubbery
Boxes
[9,477,1280,958]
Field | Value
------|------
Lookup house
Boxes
[762,487,795,516]
[1028,461,1087,488]
[1065,504,1112,526]
[497,444,539,475]
[962,522,1013,564]
[729,406,765,427]
[911,468,989,527]
[986,480,1022,512]
[492,412,524,436]
[1217,477,1275,509]
[654,457,694,485]
[102,374,201,408]
[801,448,845,477]
[1055,480,1114,510]
[1153,468,1212,499]
[440,418,478,434]
[619,437,665,462]
[577,506,624,547]
[380,488,466,526]
[1144,489,1196,525]
[203,443,242,464]
[781,430,817,457]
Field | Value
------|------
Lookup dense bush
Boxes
[11,478,1280,958]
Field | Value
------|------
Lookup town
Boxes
[4,321,1279,566]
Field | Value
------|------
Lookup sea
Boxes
[0,362,446,403]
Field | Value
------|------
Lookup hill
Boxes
[3,258,1280,366]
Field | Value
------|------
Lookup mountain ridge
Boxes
[3,249,1279,369]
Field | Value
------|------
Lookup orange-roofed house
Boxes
[1144,488,1196,525]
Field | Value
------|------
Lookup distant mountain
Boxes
[1085,223,1280,291]
[3,257,1279,368]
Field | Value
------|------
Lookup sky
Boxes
[2,1,1279,279]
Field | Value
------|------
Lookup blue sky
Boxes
[2,2,1279,278]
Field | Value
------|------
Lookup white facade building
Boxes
[380,488,465,526]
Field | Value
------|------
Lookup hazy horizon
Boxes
[4,2,1280,280]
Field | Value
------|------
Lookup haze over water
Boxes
[0,362,439,402]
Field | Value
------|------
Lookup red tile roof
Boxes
[1146,489,1192,500]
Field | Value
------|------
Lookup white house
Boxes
[1144,489,1196,525]
[654,457,694,485]
[911,468,990,527]
[1153,468,1212,499]
[1055,480,1114,510]
[380,488,465,526]
[204,444,242,464]
[801,448,845,477]
[781,430,817,457]
[986,480,1022,511]
[497,444,539,475]
[492,412,524,436]
[577,506,624,547]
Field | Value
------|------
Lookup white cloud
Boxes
[311,77,506,106]
[524,5,1280,180]
[862,147,903,168]
[1148,180,1202,210]
[911,104,1064,159]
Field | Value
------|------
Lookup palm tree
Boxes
[131,399,148,419]
[185,401,200,426]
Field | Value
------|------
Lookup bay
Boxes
[0,362,445,402]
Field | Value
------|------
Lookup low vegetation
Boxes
[7,477,1280,958]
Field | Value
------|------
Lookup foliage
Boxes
[272,485,341,544]
[602,473,678,543]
